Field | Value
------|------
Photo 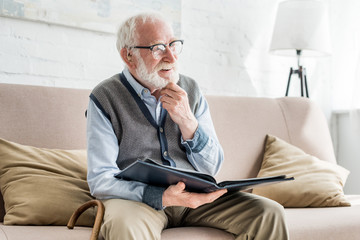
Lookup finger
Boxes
[164,82,183,92]
[160,88,181,100]
[203,189,227,203]
[161,102,174,114]
[160,83,185,98]
[212,189,227,199]
[174,182,186,191]
[160,95,178,105]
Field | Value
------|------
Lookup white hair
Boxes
[116,12,172,56]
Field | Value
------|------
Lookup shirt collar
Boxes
[123,68,152,99]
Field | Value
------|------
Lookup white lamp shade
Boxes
[269,0,331,57]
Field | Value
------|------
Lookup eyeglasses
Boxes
[131,40,184,59]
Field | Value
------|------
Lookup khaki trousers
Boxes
[101,191,289,240]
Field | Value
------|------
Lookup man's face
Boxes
[131,19,180,90]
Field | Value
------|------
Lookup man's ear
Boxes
[120,48,135,68]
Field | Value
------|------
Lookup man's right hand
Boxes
[162,182,227,209]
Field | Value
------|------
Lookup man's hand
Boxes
[162,182,227,209]
[160,83,198,140]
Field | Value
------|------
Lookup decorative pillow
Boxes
[252,135,351,207]
[0,138,95,226]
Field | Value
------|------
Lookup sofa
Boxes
[0,82,359,240]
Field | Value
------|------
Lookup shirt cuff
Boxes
[181,125,209,153]
[142,185,166,210]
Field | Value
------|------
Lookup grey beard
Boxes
[135,56,179,89]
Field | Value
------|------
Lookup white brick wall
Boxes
[0,16,123,89]
[0,0,359,109]
[0,1,321,95]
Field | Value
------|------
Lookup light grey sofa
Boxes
[0,83,359,240]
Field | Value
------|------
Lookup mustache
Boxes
[155,62,177,71]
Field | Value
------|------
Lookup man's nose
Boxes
[162,46,177,63]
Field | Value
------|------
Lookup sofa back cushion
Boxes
[0,84,90,150]
[206,96,336,182]
[0,84,91,222]
[0,84,337,221]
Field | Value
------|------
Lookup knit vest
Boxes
[90,73,202,171]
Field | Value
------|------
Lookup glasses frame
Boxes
[131,40,184,59]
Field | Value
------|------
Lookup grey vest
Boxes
[90,73,202,171]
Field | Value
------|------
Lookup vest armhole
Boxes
[89,93,111,122]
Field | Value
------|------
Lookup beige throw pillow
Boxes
[252,135,351,207]
[0,138,95,226]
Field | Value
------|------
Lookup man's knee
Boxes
[251,196,288,240]
[101,199,167,240]
[256,196,285,217]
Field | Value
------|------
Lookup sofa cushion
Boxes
[285,195,360,240]
[162,227,234,240]
[0,223,94,240]
[252,135,350,207]
[0,138,94,226]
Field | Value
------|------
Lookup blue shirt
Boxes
[87,68,224,209]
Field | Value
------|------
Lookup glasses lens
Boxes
[170,41,183,55]
[152,45,165,59]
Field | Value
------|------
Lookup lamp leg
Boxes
[303,68,309,98]
[299,66,304,97]
[285,68,293,97]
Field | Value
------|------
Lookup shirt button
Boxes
[163,151,168,157]
[159,127,164,133]
[144,89,149,94]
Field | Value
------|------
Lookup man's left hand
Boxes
[160,83,198,140]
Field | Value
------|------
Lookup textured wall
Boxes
[0,0,358,108]
[0,16,121,88]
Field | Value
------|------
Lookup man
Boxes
[87,12,289,240]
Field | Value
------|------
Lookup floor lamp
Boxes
[269,0,331,98]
